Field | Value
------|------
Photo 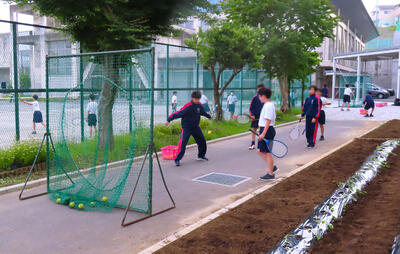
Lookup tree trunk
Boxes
[98,55,119,149]
[278,75,290,113]
[214,90,223,121]
[301,79,305,107]
[287,79,291,110]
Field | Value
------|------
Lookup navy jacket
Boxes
[167,101,212,129]
[302,95,321,118]
[249,95,264,116]
[363,94,374,105]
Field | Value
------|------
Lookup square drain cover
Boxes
[193,172,251,187]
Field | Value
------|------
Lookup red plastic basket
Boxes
[375,102,387,107]
[160,145,179,160]
[360,108,368,115]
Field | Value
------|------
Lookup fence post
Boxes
[12,23,20,141]
[79,57,84,141]
[166,45,170,120]
[149,47,155,213]
[45,56,50,192]
[196,52,199,89]
[129,65,133,133]
[240,71,243,115]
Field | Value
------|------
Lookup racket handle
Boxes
[249,129,259,136]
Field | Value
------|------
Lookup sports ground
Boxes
[0,118,379,254]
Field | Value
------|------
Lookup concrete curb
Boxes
[137,120,388,254]
[0,120,299,196]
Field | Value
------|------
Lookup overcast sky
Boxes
[363,0,400,12]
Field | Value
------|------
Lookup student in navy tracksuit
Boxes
[248,84,265,150]
[363,91,375,117]
[166,91,212,166]
[300,85,321,148]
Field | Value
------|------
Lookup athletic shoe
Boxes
[32,131,37,134]
[320,136,325,141]
[259,173,275,181]
[307,144,315,149]
[248,144,255,150]
[175,160,180,167]
[364,114,369,117]
[273,165,279,173]
[196,156,209,161]
[347,109,350,111]
[369,114,374,117]
[341,108,344,111]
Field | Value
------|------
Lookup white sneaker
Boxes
[248,144,255,150]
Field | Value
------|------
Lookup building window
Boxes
[384,10,391,14]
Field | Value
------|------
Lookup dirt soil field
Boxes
[363,119,400,139]
[310,146,400,254]
[156,139,382,254]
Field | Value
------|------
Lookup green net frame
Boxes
[19,47,175,226]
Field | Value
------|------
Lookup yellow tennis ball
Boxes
[78,203,84,210]
[56,198,61,204]
[102,196,108,202]
[69,202,75,208]
[208,130,212,134]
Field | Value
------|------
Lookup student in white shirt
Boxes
[226,91,238,119]
[316,89,331,141]
[341,84,353,111]
[21,94,46,135]
[171,91,178,113]
[200,93,211,114]
[86,94,98,138]
[257,87,278,181]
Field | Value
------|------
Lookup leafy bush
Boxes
[0,149,15,171]
[11,141,46,167]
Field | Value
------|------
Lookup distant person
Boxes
[166,91,212,167]
[257,87,278,181]
[171,91,178,113]
[321,84,329,98]
[21,94,46,134]
[248,84,265,150]
[316,88,331,141]
[200,93,211,114]
[227,91,238,119]
[86,94,98,137]
[363,91,375,117]
[341,84,353,111]
[300,86,320,148]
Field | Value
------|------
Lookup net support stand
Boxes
[121,142,176,227]
[19,133,75,200]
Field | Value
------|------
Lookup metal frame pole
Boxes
[12,23,20,141]
[196,52,199,89]
[166,45,170,120]
[356,55,361,105]
[45,56,50,192]
[332,58,337,101]
[240,71,243,115]
[129,65,133,133]
[79,57,84,141]
[149,47,155,213]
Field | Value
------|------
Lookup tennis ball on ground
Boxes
[102,196,108,202]
[69,202,75,208]
[54,193,59,197]
[208,130,212,134]
[78,203,84,210]
[56,198,62,204]
[90,201,96,207]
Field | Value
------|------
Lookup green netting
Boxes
[46,49,153,213]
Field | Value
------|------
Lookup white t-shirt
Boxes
[321,97,328,109]
[227,94,237,104]
[344,88,352,96]
[258,101,276,127]
[200,94,208,104]
[32,101,40,112]
[171,95,177,104]
[87,101,98,114]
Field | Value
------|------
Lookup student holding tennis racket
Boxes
[300,85,321,148]
[248,84,265,150]
[257,87,279,181]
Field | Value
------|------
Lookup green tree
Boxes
[19,72,31,90]
[222,0,338,112]
[16,0,211,147]
[185,21,261,121]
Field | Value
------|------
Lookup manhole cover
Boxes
[193,172,251,187]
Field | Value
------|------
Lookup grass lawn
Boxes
[0,109,300,189]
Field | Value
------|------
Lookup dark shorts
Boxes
[257,126,276,153]
[318,110,326,125]
[228,104,235,113]
[251,115,260,129]
[203,103,210,113]
[88,114,97,126]
[364,103,375,110]
[343,95,351,103]
[33,111,43,123]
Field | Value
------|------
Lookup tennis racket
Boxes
[237,115,258,124]
[249,129,288,158]
[289,119,302,141]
